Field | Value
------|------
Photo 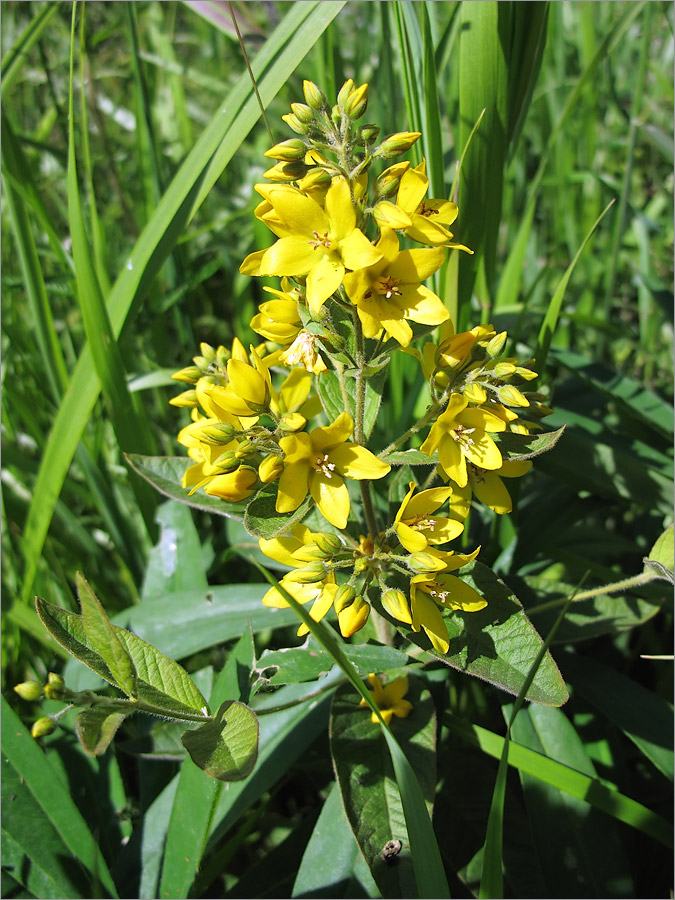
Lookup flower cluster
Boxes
[170,80,553,656]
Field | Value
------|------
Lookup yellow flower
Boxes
[240,177,382,315]
[249,282,302,345]
[410,562,487,653]
[343,227,449,347]
[375,160,473,250]
[465,458,533,514]
[393,482,464,552]
[419,394,506,488]
[360,673,413,725]
[204,466,258,502]
[276,412,390,529]
[279,331,328,374]
[262,576,340,637]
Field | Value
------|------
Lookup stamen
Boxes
[309,230,331,250]
[315,453,337,479]
[452,423,476,449]
[374,276,402,300]
[418,201,440,219]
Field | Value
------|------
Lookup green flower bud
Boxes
[336,78,355,108]
[291,102,314,124]
[234,439,256,459]
[298,168,332,191]
[258,454,284,483]
[287,561,328,584]
[381,589,412,625]
[197,422,236,445]
[14,681,42,702]
[408,551,444,573]
[303,80,327,110]
[486,331,507,357]
[498,385,530,407]
[360,124,380,144]
[492,362,517,378]
[281,113,309,135]
[264,139,307,162]
[330,104,342,126]
[374,161,410,199]
[172,365,202,384]
[31,716,56,739]
[338,596,370,638]
[44,672,65,700]
[313,532,344,555]
[524,401,554,418]
[333,584,357,613]
[345,83,368,119]
[214,451,240,473]
[200,342,216,363]
[376,131,422,158]
[278,160,308,180]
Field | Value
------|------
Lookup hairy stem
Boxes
[527,571,663,616]
[352,311,380,543]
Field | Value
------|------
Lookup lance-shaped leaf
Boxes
[181,700,258,782]
[493,426,566,461]
[75,707,129,757]
[330,678,436,899]
[36,597,209,718]
[255,639,408,687]
[126,454,250,519]
[317,369,386,441]
[77,573,137,698]
[244,481,313,539]
[380,448,438,466]
[379,562,568,706]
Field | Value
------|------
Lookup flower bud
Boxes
[333,584,357,613]
[524,401,554,418]
[373,200,413,230]
[377,131,421,158]
[360,124,380,144]
[486,331,507,357]
[279,412,306,433]
[297,168,332,192]
[313,532,344,555]
[258,454,284,483]
[287,561,328,584]
[281,113,309,135]
[303,80,327,110]
[31,716,56,739]
[264,139,307,162]
[381,589,412,625]
[492,362,517,378]
[437,332,476,369]
[172,365,202,384]
[345,83,368,119]
[498,385,530,407]
[200,342,216,363]
[291,102,314,124]
[44,672,66,700]
[234,439,256,459]
[197,422,236,445]
[462,383,487,404]
[338,596,370,638]
[14,681,42,702]
[515,366,538,381]
[169,389,198,408]
[374,161,410,199]
[330,104,342,126]
[336,78,355,107]
[408,551,446,573]
[205,466,257,501]
[213,451,240,473]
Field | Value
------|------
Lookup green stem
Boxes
[379,401,441,457]
[527,571,662,617]
[332,358,352,418]
[352,312,380,542]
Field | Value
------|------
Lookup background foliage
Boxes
[2,2,673,898]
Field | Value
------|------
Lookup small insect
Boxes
[381,839,403,864]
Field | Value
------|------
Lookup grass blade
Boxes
[1,2,60,98]
[19,0,347,605]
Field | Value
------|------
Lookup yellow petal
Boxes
[471,470,512,514]
[410,586,450,654]
[306,255,344,314]
[462,432,502,472]
[276,461,310,512]
[438,436,467,487]
[309,472,350,529]
[329,443,391,480]
[339,227,383,271]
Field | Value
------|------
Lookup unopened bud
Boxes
[279,412,306,433]
[486,331,507,357]
[234,439,256,459]
[338,597,370,638]
[258,454,284,483]
[515,366,538,381]
[303,80,327,110]
[525,402,554,418]
[345,83,368,119]
[198,422,236,445]
[437,332,476,369]
[214,451,240,474]
[14,681,42,702]
[281,113,309,135]
[297,168,332,192]
[200,342,216,362]
[31,716,56,739]
[336,78,355,108]
[169,390,198,408]
[287,561,328,584]
[291,102,314,124]
[360,124,380,144]
[264,139,307,162]
[333,584,357,613]
[374,161,410,199]
[498,385,530,408]
[172,366,202,384]
[462,383,487,404]
[44,672,66,700]
[377,131,421,158]
[263,161,300,182]
[314,532,344,555]
[408,551,446,573]
[381,589,412,625]
[492,362,517,378]
[330,105,342,126]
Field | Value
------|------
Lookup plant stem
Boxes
[379,402,441,457]
[370,607,395,646]
[527,571,663,616]
[352,311,380,542]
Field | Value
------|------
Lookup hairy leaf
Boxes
[182,701,259,781]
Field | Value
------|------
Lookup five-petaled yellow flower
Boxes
[360,673,413,725]
[420,393,506,487]
[276,412,390,528]
[393,482,464,552]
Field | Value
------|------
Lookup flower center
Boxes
[309,230,331,250]
[373,275,402,300]
[408,514,436,532]
[452,423,476,450]
[427,583,451,604]
[418,201,439,219]
[314,453,336,478]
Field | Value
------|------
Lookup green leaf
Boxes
[76,573,137,698]
[292,783,379,899]
[1,697,118,897]
[181,701,259,782]
[36,597,209,718]
[330,678,437,899]
[317,368,386,440]
[493,426,566,461]
[142,500,209,601]
[126,454,248,519]
[75,707,129,757]
[386,562,569,705]
[558,650,674,782]
[256,639,409,686]
[644,524,675,583]
[381,448,437,466]
[244,481,313,539]
[507,704,635,898]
